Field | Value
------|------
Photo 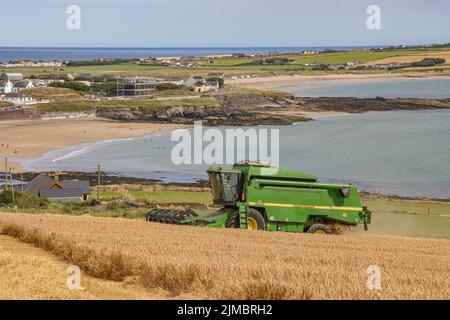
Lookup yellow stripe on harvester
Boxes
[248,202,362,212]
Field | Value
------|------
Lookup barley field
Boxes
[0,235,180,300]
[0,212,449,300]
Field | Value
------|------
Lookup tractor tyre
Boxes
[226,212,240,229]
[247,208,266,231]
[308,224,333,235]
[226,209,266,230]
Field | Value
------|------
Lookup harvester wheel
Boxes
[226,212,240,228]
[308,224,333,235]
[247,208,265,231]
[226,209,265,230]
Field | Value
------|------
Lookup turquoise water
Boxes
[282,77,450,98]
[20,110,450,199]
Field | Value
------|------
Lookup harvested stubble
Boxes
[0,212,449,300]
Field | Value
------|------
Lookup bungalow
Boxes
[0,72,23,82]
[193,80,220,93]
[0,80,13,94]
[12,80,34,92]
[185,76,206,87]
[24,174,91,203]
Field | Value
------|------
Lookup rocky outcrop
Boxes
[295,97,450,113]
[36,93,450,126]
[94,93,310,126]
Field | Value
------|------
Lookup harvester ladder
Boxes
[239,205,248,229]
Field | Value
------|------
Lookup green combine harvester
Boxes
[146,162,372,234]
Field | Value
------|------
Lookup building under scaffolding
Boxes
[116,76,159,96]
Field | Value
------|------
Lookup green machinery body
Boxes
[147,162,372,234]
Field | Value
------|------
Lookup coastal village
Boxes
[0,6,449,301]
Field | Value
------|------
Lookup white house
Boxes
[0,80,13,94]
[12,80,34,93]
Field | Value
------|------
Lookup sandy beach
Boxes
[0,118,185,172]
[231,72,450,90]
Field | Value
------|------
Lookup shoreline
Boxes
[231,72,450,90]
[0,118,187,172]
[7,170,450,204]
[4,109,450,201]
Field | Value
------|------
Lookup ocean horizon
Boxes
[0,46,386,62]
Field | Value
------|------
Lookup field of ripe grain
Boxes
[0,235,186,300]
[0,212,449,300]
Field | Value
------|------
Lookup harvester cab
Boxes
[207,167,243,206]
[147,162,372,235]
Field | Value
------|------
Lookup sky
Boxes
[1,0,449,47]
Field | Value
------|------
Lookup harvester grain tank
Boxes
[147,162,372,234]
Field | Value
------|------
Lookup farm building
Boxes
[0,73,24,82]
[24,174,91,203]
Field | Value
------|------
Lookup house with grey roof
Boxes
[185,75,206,87]
[24,174,91,203]
[12,80,34,92]
[0,73,24,82]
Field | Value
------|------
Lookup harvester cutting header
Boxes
[147,162,372,234]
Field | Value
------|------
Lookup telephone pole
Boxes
[97,164,101,200]
[9,168,14,203]
[4,157,7,191]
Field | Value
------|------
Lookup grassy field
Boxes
[210,49,444,68]
[360,195,450,239]
[35,96,219,113]
[4,48,450,78]
[0,212,448,300]
[21,87,85,101]
[99,189,450,216]
[94,190,450,239]
[362,195,450,216]
[99,190,212,204]
[0,102,14,108]
[2,188,449,239]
